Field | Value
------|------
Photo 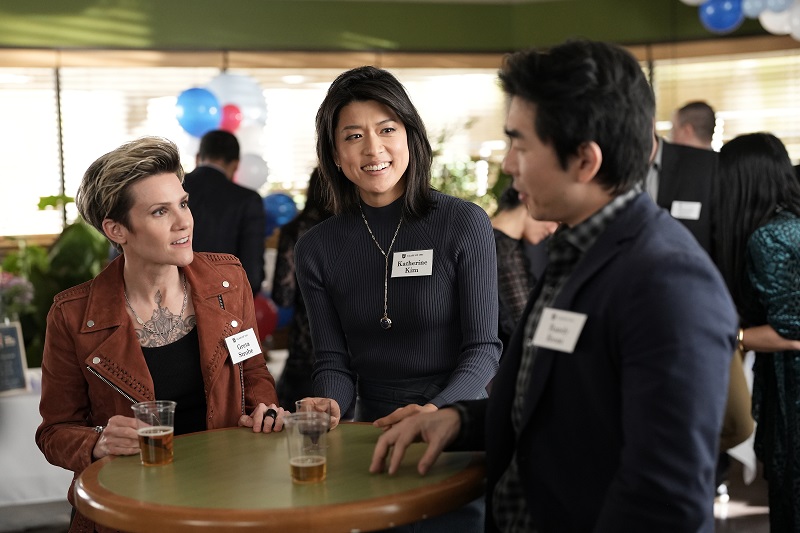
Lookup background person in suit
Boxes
[645,132,717,256]
[370,40,737,533]
[183,130,266,295]
[671,100,716,150]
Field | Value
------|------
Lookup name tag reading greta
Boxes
[392,249,433,277]
[224,328,262,364]
[531,308,587,353]
[670,201,702,221]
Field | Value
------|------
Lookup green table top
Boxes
[75,423,485,532]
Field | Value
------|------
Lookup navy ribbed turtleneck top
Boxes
[295,191,501,419]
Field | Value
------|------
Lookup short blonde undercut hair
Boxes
[76,137,184,251]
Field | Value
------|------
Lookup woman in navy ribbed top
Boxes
[295,66,501,427]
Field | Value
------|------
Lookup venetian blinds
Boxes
[1,48,800,238]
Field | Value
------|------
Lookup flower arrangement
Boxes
[0,271,35,320]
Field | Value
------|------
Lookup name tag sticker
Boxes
[531,308,587,353]
[392,249,433,277]
[224,327,262,364]
[670,201,702,221]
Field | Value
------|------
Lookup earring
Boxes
[336,165,341,172]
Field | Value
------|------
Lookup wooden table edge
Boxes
[74,426,486,532]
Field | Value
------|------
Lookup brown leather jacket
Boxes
[36,252,278,533]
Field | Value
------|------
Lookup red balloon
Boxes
[220,104,243,133]
[253,294,278,341]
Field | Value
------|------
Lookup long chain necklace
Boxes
[124,272,188,338]
[359,204,403,330]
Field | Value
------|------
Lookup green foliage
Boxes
[3,220,108,367]
[2,240,49,279]
[38,194,75,210]
[429,119,504,213]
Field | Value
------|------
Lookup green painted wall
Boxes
[512,0,763,48]
[0,0,766,52]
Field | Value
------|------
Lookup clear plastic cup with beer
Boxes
[283,411,330,483]
[131,400,176,466]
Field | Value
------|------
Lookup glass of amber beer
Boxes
[283,411,330,483]
[131,400,176,466]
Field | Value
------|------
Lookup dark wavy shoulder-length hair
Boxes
[315,66,434,219]
[714,132,800,310]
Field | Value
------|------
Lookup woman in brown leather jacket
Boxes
[35,137,284,533]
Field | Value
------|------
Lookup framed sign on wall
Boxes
[0,320,29,395]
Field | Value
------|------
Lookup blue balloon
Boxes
[176,88,221,138]
[276,305,294,329]
[699,0,745,33]
[263,193,298,236]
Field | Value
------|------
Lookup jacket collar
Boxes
[82,253,238,333]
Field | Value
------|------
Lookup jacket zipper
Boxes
[218,293,245,416]
[87,366,137,403]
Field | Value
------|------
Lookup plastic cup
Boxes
[283,411,330,483]
[131,400,176,466]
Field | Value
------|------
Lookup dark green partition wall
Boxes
[0,0,766,52]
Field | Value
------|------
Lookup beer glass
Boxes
[131,400,176,466]
[283,411,330,483]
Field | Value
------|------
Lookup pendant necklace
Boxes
[359,204,403,330]
[124,272,188,339]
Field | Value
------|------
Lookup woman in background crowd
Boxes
[272,167,333,409]
[715,132,800,533]
[491,183,557,349]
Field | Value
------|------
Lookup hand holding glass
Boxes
[131,400,176,466]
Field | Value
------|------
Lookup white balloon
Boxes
[207,73,268,128]
[759,7,792,33]
[743,0,767,18]
[235,153,269,191]
[790,1,800,39]
[679,0,705,5]
[766,0,792,12]
[236,123,265,155]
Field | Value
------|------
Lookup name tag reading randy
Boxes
[392,249,433,277]
[670,201,702,221]
[224,328,262,364]
[531,308,587,353]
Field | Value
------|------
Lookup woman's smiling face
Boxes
[334,99,409,207]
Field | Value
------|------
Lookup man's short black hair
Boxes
[498,40,655,195]
[198,129,240,163]
[676,101,716,144]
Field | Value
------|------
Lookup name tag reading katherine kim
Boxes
[224,328,263,364]
[392,249,433,277]
[531,308,588,353]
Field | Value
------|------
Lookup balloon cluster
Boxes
[176,73,271,191]
[176,73,267,137]
[679,0,800,37]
